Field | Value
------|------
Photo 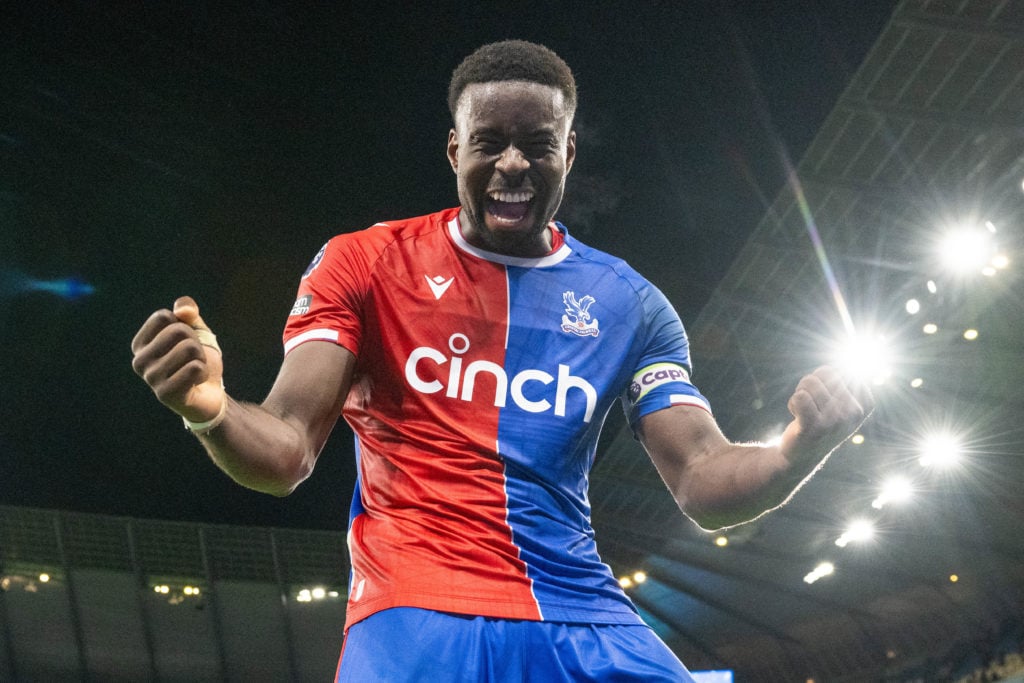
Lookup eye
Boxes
[522,138,558,157]
[471,135,504,155]
[525,142,556,156]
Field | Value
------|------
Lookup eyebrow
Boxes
[469,125,560,137]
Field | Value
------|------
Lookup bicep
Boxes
[262,341,357,455]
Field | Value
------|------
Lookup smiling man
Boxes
[131,40,870,681]
[449,77,576,258]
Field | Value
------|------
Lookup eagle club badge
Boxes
[561,291,600,337]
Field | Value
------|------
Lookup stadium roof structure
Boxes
[592,0,1024,678]
[0,505,350,680]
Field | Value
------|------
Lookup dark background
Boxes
[0,1,897,530]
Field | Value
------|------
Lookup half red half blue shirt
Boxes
[282,207,711,630]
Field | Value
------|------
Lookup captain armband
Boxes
[625,362,692,408]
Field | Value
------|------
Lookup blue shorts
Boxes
[335,607,695,682]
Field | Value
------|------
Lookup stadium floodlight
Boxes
[872,475,913,509]
[919,432,962,468]
[835,519,875,547]
[938,226,996,275]
[804,562,835,584]
[831,331,894,386]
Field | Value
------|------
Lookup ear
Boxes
[565,129,577,174]
[446,129,459,173]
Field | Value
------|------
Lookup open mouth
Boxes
[486,190,534,225]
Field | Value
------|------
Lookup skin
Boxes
[447,81,576,258]
[130,80,870,529]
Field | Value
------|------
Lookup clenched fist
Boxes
[780,366,872,464]
[131,296,225,424]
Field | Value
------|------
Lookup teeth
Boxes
[489,191,533,203]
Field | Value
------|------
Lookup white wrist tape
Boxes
[182,396,227,436]
[194,328,221,353]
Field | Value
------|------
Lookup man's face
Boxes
[447,81,576,258]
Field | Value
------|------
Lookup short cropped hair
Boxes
[448,40,577,122]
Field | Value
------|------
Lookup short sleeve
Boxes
[282,231,379,357]
[621,283,711,425]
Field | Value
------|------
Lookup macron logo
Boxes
[425,275,455,300]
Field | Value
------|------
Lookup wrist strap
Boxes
[183,397,227,436]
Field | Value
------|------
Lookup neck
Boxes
[457,208,552,258]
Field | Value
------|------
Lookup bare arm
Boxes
[191,342,353,496]
[637,366,870,531]
[131,297,355,496]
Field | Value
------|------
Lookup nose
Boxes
[495,144,529,176]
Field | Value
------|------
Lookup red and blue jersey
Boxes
[282,207,710,629]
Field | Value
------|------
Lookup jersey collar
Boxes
[447,216,572,268]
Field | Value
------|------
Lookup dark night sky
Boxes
[1,1,897,531]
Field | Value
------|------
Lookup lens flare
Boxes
[0,269,96,300]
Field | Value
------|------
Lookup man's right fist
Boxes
[131,296,225,423]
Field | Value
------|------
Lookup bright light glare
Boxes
[923,323,938,334]
[919,433,962,468]
[804,562,835,584]
[991,254,1009,269]
[832,332,894,385]
[905,299,920,314]
[835,519,875,547]
[910,377,924,388]
[633,571,647,584]
[963,329,979,340]
[872,476,913,509]
[939,228,995,274]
